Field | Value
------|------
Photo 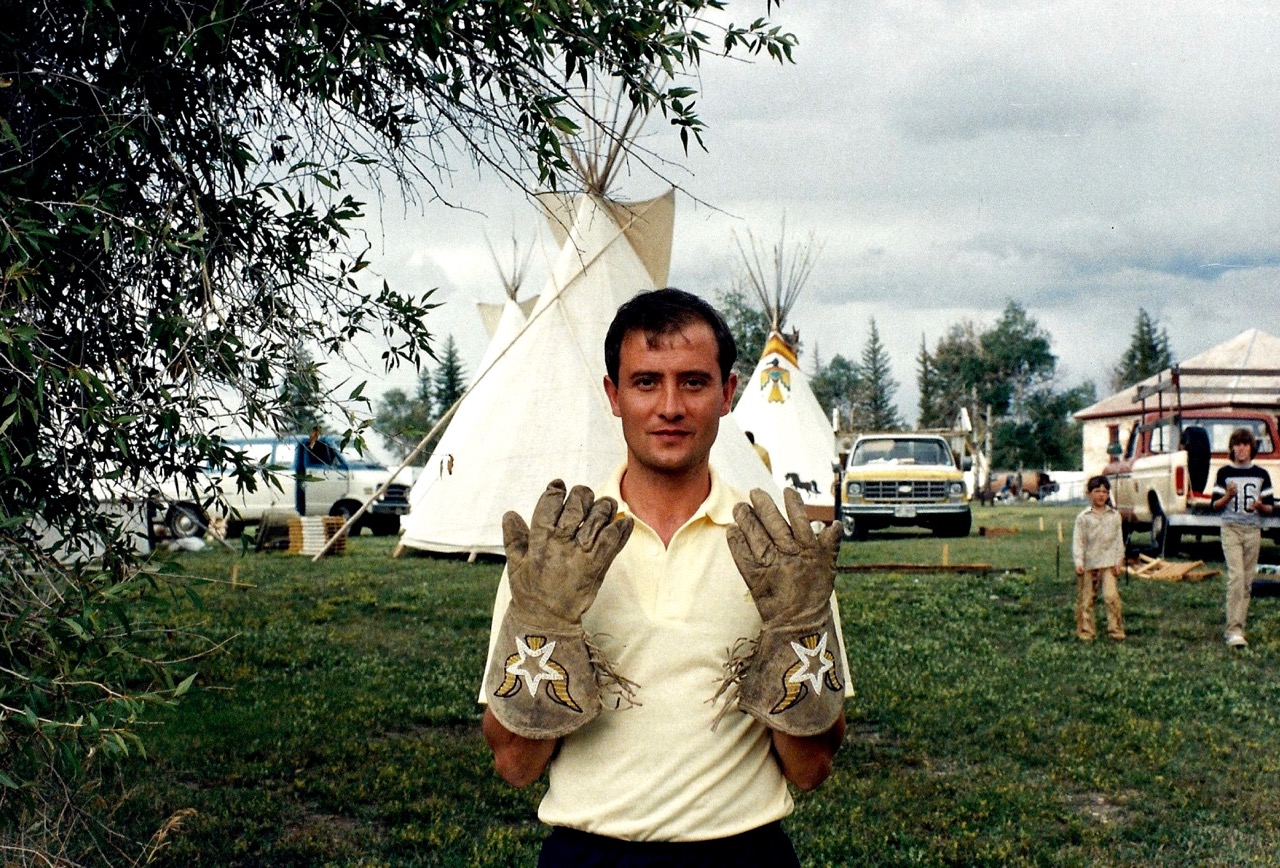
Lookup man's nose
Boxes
[657,383,684,419]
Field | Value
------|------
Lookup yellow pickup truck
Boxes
[839,433,972,540]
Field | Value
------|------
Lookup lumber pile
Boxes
[287,516,347,557]
[1131,555,1218,582]
[978,526,1019,536]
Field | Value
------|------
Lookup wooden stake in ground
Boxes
[1056,521,1064,582]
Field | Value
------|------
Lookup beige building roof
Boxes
[1075,328,1280,421]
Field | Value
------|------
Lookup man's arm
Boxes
[772,712,846,791]
[482,706,558,788]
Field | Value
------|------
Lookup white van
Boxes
[157,433,411,540]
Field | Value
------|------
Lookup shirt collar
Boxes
[602,463,740,528]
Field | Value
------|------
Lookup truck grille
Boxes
[863,480,948,501]
[380,483,411,506]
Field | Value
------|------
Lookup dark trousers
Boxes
[537,822,801,868]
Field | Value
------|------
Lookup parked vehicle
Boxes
[839,433,972,539]
[980,470,1059,503]
[156,433,411,539]
[1105,409,1280,554]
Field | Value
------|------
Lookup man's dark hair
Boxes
[1086,475,1110,493]
[604,287,737,384]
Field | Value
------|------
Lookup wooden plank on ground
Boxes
[837,563,1026,575]
[1132,556,1208,581]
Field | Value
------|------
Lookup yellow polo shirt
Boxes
[481,466,852,841]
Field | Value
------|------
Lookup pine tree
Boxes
[854,319,901,431]
[432,335,469,420]
[1111,308,1172,391]
[916,334,946,429]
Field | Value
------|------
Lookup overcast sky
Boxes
[346,0,1280,428]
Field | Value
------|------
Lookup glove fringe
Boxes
[585,632,642,710]
[708,636,757,731]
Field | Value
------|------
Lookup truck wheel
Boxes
[934,512,972,538]
[165,503,207,540]
[367,516,401,537]
[841,514,867,541]
[1145,494,1184,557]
[329,501,366,534]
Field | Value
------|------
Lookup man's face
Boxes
[603,321,736,478]
[1089,485,1110,508]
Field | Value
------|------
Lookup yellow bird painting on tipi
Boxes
[761,357,791,403]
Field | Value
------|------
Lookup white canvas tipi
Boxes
[730,224,839,521]
[474,236,538,377]
[399,186,778,558]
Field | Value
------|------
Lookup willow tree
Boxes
[0,2,795,860]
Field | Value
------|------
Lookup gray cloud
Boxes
[894,60,1148,141]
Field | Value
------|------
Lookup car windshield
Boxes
[849,439,950,467]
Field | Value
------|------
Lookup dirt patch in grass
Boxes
[1066,790,1131,826]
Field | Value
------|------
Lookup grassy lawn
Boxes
[115,503,1280,866]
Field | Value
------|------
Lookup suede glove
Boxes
[726,487,845,737]
[486,480,634,740]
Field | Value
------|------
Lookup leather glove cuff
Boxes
[738,606,844,737]
[485,608,601,740]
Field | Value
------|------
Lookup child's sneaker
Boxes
[1225,631,1248,648]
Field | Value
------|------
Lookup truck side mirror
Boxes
[961,456,973,471]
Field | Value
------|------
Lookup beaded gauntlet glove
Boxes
[726,488,845,737]
[485,480,634,740]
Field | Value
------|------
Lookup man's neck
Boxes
[619,460,713,547]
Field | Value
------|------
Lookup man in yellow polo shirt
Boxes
[481,288,850,866]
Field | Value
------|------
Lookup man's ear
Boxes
[603,375,622,418]
[720,372,737,416]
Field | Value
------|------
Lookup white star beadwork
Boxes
[507,636,565,695]
[787,632,834,696]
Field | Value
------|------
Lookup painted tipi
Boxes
[730,224,839,521]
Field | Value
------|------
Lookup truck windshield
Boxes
[1188,418,1274,454]
[849,439,949,467]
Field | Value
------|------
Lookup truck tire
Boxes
[933,512,972,538]
[1148,496,1180,557]
[165,503,207,540]
[329,500,365,534]
[841,514,868,541]
[367,515,401,537]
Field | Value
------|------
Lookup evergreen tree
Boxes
[853,319,901,431]
[916,334,947,429]
[1111,308,1173,391]
[432,335,469,421]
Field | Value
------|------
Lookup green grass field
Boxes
[115,503,1280,866]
